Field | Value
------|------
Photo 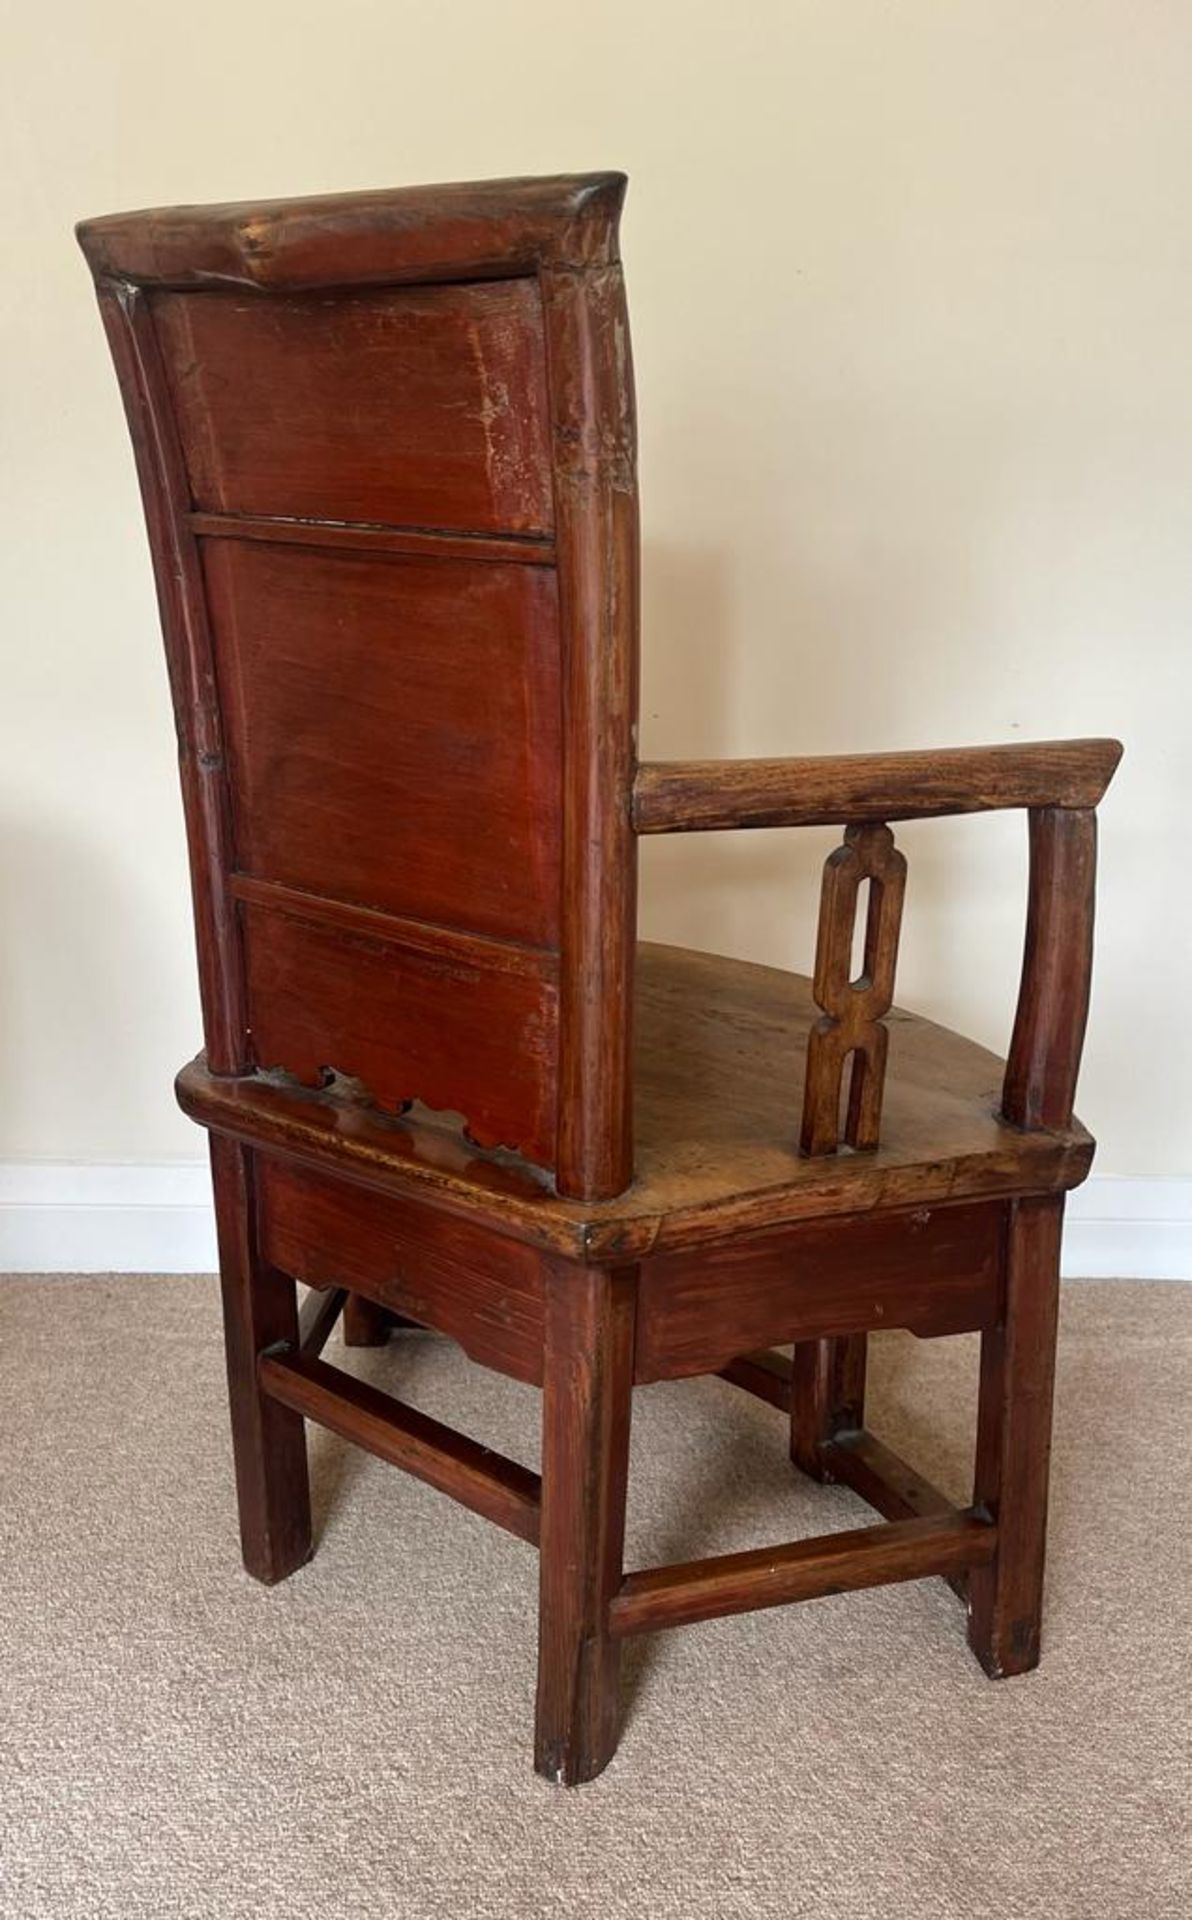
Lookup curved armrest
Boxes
[631,735,1122,1151]
[632,739,1122,834]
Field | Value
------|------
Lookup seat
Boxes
[78,172,1121,1785]
[177,942,1093,1266]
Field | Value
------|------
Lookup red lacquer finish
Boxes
[80,173,1120,1786]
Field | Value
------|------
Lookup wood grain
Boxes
[228,878,556,982]
[296,1283,347,1358]
[259,1350,541,1544]
[77,172,629,289]
[1003,808,1098,1131]
[189,512,555,568]
[800,823,907,1156]
[632,740,1123,833]
[81,172,1121,1784]
[634,1200,1002,1382]
[535,1262,636,1785]
[820,1428,957,1525]
[706,1355,969,1601]
[203,539,563,948]
[542,259,640,1200]
[340,1294,393,1348]
[92,283,249,1072]
[209,1136,311,1583]
[241,902,558,1168]
[258,1158,545,1386]
[178,943,1095,1262]
[609,1512,996,1636]
[968,1194,1065,1676]
[790,1334,869,1479]
[84,174,640,1199]
[154,279,554,533]
[717,1347,793,1411]
[821,1427,969,1600]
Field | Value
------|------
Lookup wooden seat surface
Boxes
[178,942,1092,1262]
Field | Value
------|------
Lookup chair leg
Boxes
[968,1195,1064,1678]
[534,1262,636,1786]
[342,1293,393,1347]
[790,1334,868,1480]
[210,1135,313,1585]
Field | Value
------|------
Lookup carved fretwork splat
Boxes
[800,822,907,1156]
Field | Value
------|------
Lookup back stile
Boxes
[540,225,640,1200]
[1003,807,1098,1131]
[94,280,249,1073]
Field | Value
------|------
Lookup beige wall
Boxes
[3,1,1187,1174]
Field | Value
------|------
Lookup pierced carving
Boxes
[800,822,907,1157]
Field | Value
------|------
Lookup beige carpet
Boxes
[0,1276,1189,1919]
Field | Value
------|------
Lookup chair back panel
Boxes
[240,901,558,1168]
[79,175,639,1194]
[201,540,562,944]
[152,279,554,532]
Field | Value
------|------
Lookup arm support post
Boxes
[631,737,1119,1152]
[1002,807,1098,1131]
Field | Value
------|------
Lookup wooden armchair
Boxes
[78,173,1121,1785]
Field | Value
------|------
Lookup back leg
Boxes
[342,1293,395,1347]
[790,1334,868,1480]
[210,1135,312,1584]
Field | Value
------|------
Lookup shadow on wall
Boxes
[634,532,1027,1050]
[637,537,829,973]
[0,811,199,1159]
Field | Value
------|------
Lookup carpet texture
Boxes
[0,1275,1189,1919]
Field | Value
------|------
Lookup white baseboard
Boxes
[0,1164,1188,1281]
[1060,1177,1192,1281]
[0,1163,218,1274]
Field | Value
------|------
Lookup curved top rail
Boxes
[77,171,627,291]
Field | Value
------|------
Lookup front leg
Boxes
[534,1261,637,1785]
[968,1195,1064,1676]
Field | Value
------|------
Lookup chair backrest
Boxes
[78,174,640,1200]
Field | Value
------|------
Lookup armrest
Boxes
[631,735,1123,1152]
[632,739,1122,834]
